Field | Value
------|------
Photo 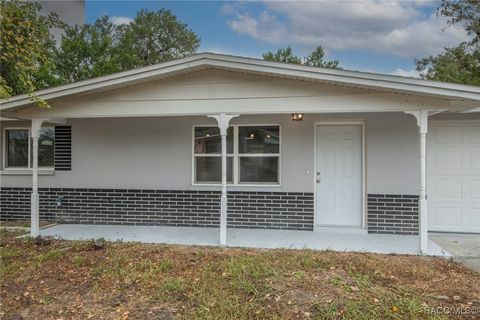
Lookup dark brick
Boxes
[367,193,419,235]
[1,188,314,231]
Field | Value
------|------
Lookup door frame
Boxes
[313,120,367,229]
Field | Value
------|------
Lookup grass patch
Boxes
[0,261,19,280]
[154,277,186,302]
[35,248,66,264]
[72,255,86,267]
[0,246,22,259]
[161,277,184,292]
[314,288,443,320]
[0,232,478,319]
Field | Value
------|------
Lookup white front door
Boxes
[315,125,362,227]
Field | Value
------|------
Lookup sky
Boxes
[85,0,469,77]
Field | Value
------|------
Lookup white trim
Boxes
[0,169,54,175]
[191,124,281,187]
[429,119,480,124]
[313,120,366,229]
[3,53,480,111]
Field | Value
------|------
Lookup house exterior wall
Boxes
[0,112,420,193]
[3,67,478,233]
[1,112,425,233]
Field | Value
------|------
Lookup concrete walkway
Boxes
[39,224,449,256]
[430,233,480,272]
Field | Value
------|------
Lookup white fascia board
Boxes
[461,107,480,113]
[2,53,480,110]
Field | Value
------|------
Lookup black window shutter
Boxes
[54,126,72,171]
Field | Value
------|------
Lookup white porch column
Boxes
[30,119,45,237]
[208,113,238,245]
[405,110,429,254]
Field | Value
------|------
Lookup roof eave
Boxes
[2,53,480,110]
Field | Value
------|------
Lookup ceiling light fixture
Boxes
[291,113,304,121]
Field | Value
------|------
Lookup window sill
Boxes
[192,183,282,188]
[0,169,55,176]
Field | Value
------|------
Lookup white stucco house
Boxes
[1,53,479,254]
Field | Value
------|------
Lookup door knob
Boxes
[316,178,321,183]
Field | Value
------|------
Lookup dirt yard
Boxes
[0,229,479,319]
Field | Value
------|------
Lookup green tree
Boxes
[305,46,339,69]
[262,47,302,64]
[125,9,200,66]
[416,0,480,85]
[416,45,480,86]
[263,46,340,68]
[55,9,200,83]
[55,17,133,83]
[0,0,62,106]
[439,0,480,45]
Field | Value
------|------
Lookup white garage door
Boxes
[427,121,480,233]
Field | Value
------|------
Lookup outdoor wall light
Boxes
[291,113,304,121]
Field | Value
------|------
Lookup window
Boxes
[4,128,54,168]
[238,126,279,183]
[193,125,280,185]
[6,129,29,167]
[37,128,55,167]
[194,127,233,183]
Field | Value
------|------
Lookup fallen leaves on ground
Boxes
[0,229,479,319]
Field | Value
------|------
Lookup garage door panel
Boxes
[466,125,480,144]
[428,122,480,233]
[467,208,480,228]
[434,151,462,171]
[432,179,462,199]
[432,125,463,144]
[468,180,480,200]
[430,207,462,228]
[466,152,480,171]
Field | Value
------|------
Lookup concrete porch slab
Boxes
[39,224,450,257]
[429,233,480,272]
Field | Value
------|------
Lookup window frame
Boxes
[192,124,281,187]
[2,127,55,170]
